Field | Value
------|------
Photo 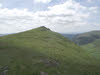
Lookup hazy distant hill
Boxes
[61,34,77,40]
[0,34,5,36]
[73,31,100,45]
[0,27,100,75]
[0,34,8,37]
[73,30,100,59]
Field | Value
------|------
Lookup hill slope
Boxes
[74,31,100,45]
[0,26,100,75]
[73,31,100,59]
[82,39,100,59]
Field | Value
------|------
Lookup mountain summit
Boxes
[38,26,51,31]
[0,27,100,75]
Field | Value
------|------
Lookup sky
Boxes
[0,0,100,34]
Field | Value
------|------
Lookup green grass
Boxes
[0,26,100,75]
[74,30,100,45]
[74,30,100,60]
[82,39,100,59]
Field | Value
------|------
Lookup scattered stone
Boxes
[0,66,9,75]
[40,59,59,67]
[40,72,48,75]
[40,26,50,31]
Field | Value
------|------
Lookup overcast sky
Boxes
[0,0,100,34]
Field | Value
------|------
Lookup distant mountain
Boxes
[0,34,5,36]
[73,30,100,59]
[0,26,100,75]
[73,31,100,45]
[0,34,8,36]
[61,34,77,40]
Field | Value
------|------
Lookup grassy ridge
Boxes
[82,39,100,59]
[0,27,100,75]
[74,30,100,59]
[74,31,100,45]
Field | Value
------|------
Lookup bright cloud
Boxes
[0,0,99,34]
[34,0,52,3]
[89,7,98,13]
[87,0,92,3]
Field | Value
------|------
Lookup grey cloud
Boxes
[39,14,73,17]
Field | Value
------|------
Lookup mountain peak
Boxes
[0,26,99,75]
[38,26,51,31]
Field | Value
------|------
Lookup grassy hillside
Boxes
[0,26,100,75]
[74,31,100,45]
[73,30,100,59]
[82,39,100,59]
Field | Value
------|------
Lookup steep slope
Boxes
[0,26,100,75]
[74,31,100,45]
[73,30,100,59]
[82,39,100,59]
